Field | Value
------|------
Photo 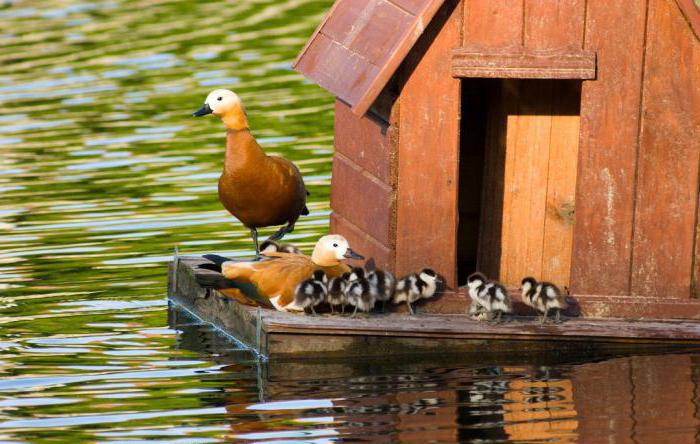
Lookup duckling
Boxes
[221,234,363,311]
[466,272,512,323]
[193,89,309,256]
[326,272,349,314]
[520,277,568,324]
[293,270,327,315]
[466,272,489,320]
[393,269,440,315]
[260,240,302,256]
[367,269,395,312]
[345,267,375,317]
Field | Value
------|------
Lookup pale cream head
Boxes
[311,234,363,267]
[204,89,242,116]
[193,89,249,131]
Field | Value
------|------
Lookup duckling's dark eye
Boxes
[217,97,223,101]
[333,243,338,247]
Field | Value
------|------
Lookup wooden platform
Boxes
[168,256,700,359]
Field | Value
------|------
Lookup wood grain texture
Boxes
[330,153,394,246]
[334,100,394,184]
[452,48,596,79]
[330,212,393,269]
[171,257,700,344]
[293,0,447,116]
[570,0,648,296]
[541,81,581,286]
[523,0,586,50]
[463,0,523,48]
[630,0,700,298]
[674,0,700,40]
[499,80,553,286]
[395,0,461,286]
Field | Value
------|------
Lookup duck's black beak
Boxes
[343,248,364,260]
[192,103,213,117]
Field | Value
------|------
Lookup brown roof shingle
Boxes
[293,0,446,116]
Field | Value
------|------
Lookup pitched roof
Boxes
[292,0,446,116]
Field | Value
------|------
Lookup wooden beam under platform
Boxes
[168,256,700,359]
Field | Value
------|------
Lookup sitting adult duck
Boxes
[221,234,363,311]
[193,89,309,256]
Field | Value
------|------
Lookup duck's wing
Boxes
[222,254,315,309]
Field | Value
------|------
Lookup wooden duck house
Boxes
[294,0,700,319]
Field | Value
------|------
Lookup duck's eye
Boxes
[332,243,338,248]
[217,97,223,101]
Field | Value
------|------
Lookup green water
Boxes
[3,1,700,443]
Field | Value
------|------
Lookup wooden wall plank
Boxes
[395,0,461,286]
[630,0,700,298]
[334,100,393,184]
[500,80,554,286]
[570,0,648,296]
[541,81,581,287]
[451,48,596,79]
[331,154,394,246]
[330,213,393,269]
[463,0,523,48]
[523,0,586,50]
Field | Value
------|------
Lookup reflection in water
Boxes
[2,0,700,442]
[171,312,700,443]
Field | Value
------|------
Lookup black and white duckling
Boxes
[345,267,375,317]
[466,272,512,323]
[293,270,327,315]
[260,240,302,256]
[466,272,489,320]
[520,277,568,324]
[367,269,395,312]
[326,272,349,314]
[393,268,440,315]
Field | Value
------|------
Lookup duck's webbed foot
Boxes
[267,222,295,242]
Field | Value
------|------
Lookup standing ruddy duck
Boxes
[193,89,309,256]
[221,234,363,311]
[520,277,568,324]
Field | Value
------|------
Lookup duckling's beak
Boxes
[192,103,213,117]
[343,248,364,260]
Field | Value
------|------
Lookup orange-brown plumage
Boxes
[221,235,362,311]
[193,89,308,253]
[218,130,307,229]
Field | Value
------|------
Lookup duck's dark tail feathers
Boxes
[301,205,310,216]
[201,254,230,273]
[196,254,273,308]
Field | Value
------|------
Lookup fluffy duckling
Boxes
[326,272,349,314]
[345,267,375,317]
[294,270,327,315]
[221,234,363,311]
[260,240,302,256]
[393,269,440,315]
[367,269,395,312]
[466,272,489,320]
[193,89,309,256]
[520,277,568,324]
[466,272,512,323]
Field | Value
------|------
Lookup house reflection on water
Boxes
[172,309,700,442]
